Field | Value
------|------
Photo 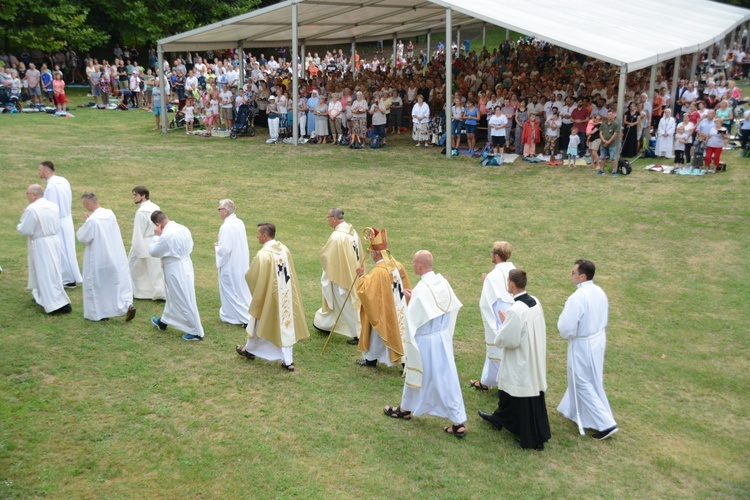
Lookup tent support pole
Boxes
[457,27,461,54]
[301,41,306,74]
[482,23,486,48]
[351,39,356,79]
[615,65,627,156]
[426,30,431,61]
[158,45,168,134]
[690,52,698,83]
[445,8,452,159]
[505,29,509,41]
[292,2,299,146]
[392,35,397,68]
[670,56,680,116]
[648,64,657,107]
[237,42,244,92]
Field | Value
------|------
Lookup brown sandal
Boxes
[281,363,295,372]
[444,424,467,438]
[383,405,412,420]
[470,379,489,391]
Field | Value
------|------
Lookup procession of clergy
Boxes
[18,161,618,450]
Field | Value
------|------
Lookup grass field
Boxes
[0,89,748,498]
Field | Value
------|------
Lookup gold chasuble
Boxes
[317,221,361,314]
[357,259,411,363]
[246,241,309,347]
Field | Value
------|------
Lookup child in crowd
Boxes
[450,95,464,153]
[544,111,561,157]
[52,72,66,112]
[183,96,195,135]
[203,107,215,137]
[674,124,687,171]
[522,113,541,157]
[566,126,580,167]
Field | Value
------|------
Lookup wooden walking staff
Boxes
[320,227,373,355]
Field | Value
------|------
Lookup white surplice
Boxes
[655,116,676,158]
[215,213,251,325]
[149,221,204,337]
[17,198,71,312]
[44,175,82,284]
[128,200,165,300]
[478,261,516,387]
[494,293,547,397]
[77,207,133,321]
[557,280,617,432]
[401,272,466,424]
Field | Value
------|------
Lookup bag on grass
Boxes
[339,135,351,146]
[369,135,382,149]
[480,142,494,160]
[350,135,363,149]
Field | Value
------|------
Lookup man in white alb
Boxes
[17,184,72,315]
[313,207,362,345]
[215,199,251,327]
[149,210,205,341]
[77,192,136,322]
[383,250,467,439]
[128,186,165,300]
[557,259,618,440]
[470,241,516,391]
[38,161,82,288]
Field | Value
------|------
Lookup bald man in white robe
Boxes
[77,193,135,321]
[17,184,71,314]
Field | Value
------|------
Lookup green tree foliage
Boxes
[1,0,260,51]
[0,0,109,51]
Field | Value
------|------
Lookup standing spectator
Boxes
[544,111,561,157]
[450,95,465,152]
[411,94,430,147]
[522,113,541,157]
[16,184,72,315]
[328,92,343,144]
[389,89,403,134]
[77,192,136,322]
[704,118,729,173]
[314,95,329,144]
[41,64,54,105]
[597,110,620,176]
[214,199,251,327]
[267,95,280,142]
[464,99,480,155]
[655,108,676,158]
[557,259,618,440]
[52,72,66,112]
[25,62,41,105]
[488,106,509,156]
[219,83,234,130]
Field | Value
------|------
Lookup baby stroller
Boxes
[169,110,200,130]
[229,104,256,139]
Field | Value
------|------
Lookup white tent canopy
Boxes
[159,0,749,72]
[157,0,750,157]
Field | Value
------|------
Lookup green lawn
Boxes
[0,90,748,497]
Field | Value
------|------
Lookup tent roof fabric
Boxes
[159,0,750,72]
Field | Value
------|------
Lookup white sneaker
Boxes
[415,143,421,147]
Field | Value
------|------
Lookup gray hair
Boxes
[218,199,236,214]
[27,184,44,197]
[329,207,344,220]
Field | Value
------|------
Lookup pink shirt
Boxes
[53,79,65,94]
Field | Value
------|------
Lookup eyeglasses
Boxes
[571,271,580,275]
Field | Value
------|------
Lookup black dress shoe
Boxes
[592,426,618,440]
[64,282,77,289]
[50,303,72,315]
[347,337,359,345]
[477,410,503,431]
[355,358,377,367]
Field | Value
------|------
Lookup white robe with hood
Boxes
[44,175,82,284]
